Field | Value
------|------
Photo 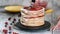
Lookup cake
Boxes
[20,7,45,26]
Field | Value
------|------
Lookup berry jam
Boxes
[24,6,42,11]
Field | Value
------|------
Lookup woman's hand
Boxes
[51,16,60,31]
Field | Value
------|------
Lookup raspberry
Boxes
[30,8,37,11]
[5,22,8,25]
[9,26,11,30]
[3,29,8,34]
[13,32,18,34]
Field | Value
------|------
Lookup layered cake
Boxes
[20,7,45,26]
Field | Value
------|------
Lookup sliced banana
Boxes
[45,9,54,14]
[5,6,23,12]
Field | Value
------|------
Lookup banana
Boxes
[5,6,23,12]
[45,9,54,14]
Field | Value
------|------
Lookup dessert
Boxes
[20,0,46,26]
[20,6,45,26]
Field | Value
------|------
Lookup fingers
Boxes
[58,16,60,21]
[53,21,60,31]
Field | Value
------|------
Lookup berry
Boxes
[5,22,8,27]
[5,25,7,27]
[3,29,8,34]
[13,18,16,21]
[12,21,14,23]
[30,8,36,11]
[9,26,11,30]
[8,17,11,20]
[10,23,12,25]
[5,22,8,25]
[9,32,11,34]
[13,32,18,34]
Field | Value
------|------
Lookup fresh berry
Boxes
[30,8,36,11]
[13,32,18,34]
[3,29,8,34]
[8,17,11,20]
[10,23,12,25]
[5,25,7,27]
[5,22,8,25]
[13,18,16,21]
[9,26,11,30]
[12,21,14,23]
[9,32,11,34]
[5,22,8,27]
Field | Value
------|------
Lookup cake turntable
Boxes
[15,21,51,31]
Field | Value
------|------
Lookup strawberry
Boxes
[30,8,37,11]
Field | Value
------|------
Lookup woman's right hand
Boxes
[51,16,60,31]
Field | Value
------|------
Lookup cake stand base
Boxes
[15,21,51,32]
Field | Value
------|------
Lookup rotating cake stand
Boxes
[15,21,51,32]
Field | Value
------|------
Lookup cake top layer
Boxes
[24,6,43,11]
